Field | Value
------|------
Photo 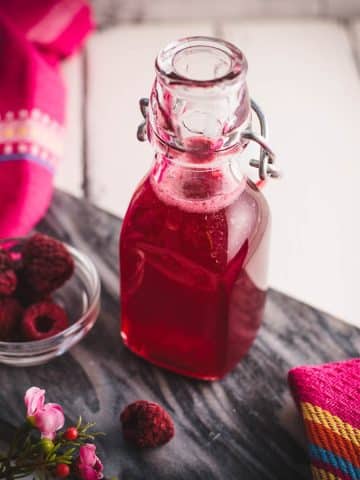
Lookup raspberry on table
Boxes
[0,250,17,296]
[22,301,69,341]
[120,400,175,448]
[21,234,74,296]
[0,298,23,341]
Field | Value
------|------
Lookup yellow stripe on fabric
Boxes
[0,118,63,156]
[311,465,321,480]
[311,466,342,480]
[301,402,360,448]
[311,465,320,480]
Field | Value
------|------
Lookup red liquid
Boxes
[120,170,270,380]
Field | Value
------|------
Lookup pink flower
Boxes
[25,386,45,416]
[24,387,64,440]
[76,444,104,480]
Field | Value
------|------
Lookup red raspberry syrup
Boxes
[120,140,270,380]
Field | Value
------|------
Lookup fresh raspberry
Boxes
[0,270,17,296]
[0,250,12,271]
[14,283,45,308]
[120,400,175,448]
[0,298,23,340]
[21,234,74,296]
[0,250,17,296]
[22,301,69,341]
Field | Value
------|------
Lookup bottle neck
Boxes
[150,149,246,214]
[147,36,260,211]
[149,37,251,159]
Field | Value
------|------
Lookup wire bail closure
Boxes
[137,98,149,143]
[137,97,280,181]
[243,99,280,180]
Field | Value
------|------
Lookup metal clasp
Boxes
[137,98,149,142]
[136,97,280,181]
[243,99,281,181]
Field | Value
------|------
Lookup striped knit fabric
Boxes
[288,359,360,480]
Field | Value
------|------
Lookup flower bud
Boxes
[40,438,54,454]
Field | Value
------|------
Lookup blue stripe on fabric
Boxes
[309,443,360,479]
[0,153,54,173]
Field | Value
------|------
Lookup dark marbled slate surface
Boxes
[1,190,360,480]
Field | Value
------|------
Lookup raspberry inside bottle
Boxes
[120,37,277,380]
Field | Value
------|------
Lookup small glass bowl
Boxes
[0,238,101,367]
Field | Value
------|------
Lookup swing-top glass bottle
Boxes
[120,36,279,380]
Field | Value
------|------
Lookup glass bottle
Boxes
[120,37,279,380]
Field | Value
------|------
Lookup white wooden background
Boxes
[90,0,360,25]
[58,16,360,327]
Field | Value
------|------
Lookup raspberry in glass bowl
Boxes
[0,236,100,366]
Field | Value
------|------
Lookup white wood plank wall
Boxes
[223,20,360,326]
[89,0,360,26]
[86,23,213,210]
[57,55,84,197]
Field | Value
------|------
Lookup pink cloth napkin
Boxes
[288,359,360,480]
[0,0,93,238]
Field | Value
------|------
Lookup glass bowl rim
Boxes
[0,237,101,352]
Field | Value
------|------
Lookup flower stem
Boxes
[0,459,56,480]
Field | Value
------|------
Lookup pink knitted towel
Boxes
[0,1,93,238]
[288,358,360,480]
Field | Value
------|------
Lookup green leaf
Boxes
[51,443,62,454]
[76,416,82,430]
[80,423,96,433]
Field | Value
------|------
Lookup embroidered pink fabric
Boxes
[288,359,360,479]
[0,1,93,238]
[289,358,360,429]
